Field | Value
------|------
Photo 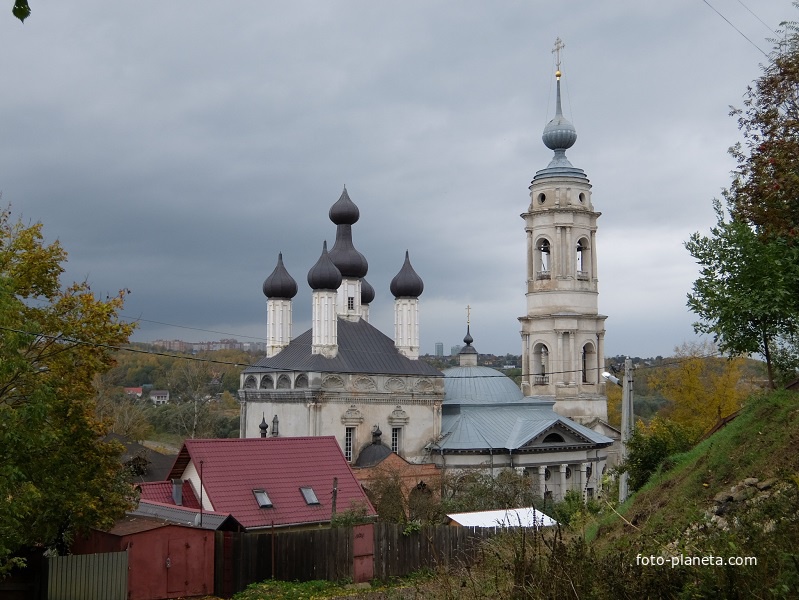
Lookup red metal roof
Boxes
[168,437,376,529]
[138,480,200,509]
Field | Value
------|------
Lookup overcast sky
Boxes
[1,1,790,358]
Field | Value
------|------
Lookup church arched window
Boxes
[277,374,291,389]
[582,342,596,383]
[259,375,273,389]
[536,238,551,279]
[543,432,565,443]
[295,374,308,388]
[244,375,257,389]
[576,237,590,280]
[532,343,549,385]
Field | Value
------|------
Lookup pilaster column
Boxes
[538,465,547,498]
[560,463,569,499]
[526,230,534,282]
[597,331,605,386]
[564,226,572,279]
[568,330,576,385]
[580,462,589,500]
[554,226,563,278]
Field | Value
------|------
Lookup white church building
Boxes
[238,56,615,501]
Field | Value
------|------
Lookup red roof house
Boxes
[138,480,201,508]
[139,437,376,530]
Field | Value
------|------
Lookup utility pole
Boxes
[331,477,338,520]
[603,357,634,503]
[619,357,634,503]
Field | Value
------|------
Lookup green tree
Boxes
[12,0,29,22]
[685,200,799,389]
[728,13,799,238]
[94,372,153,441]
[0,207,135,573]
[689,10,799,389]
[623,417,693,492]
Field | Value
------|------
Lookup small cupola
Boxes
[308,242,341,357]
[329,185,360,225]
[264,253,297,358]
[263,252,298,299]
[360,278,375,305]
[391,251,423,359]
[307,241,343,291]
[259,414,269,438]
[328,187,368,279]
[459,324,478,367]
[390,251,424,298]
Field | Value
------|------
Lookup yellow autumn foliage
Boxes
[648,341,753,440]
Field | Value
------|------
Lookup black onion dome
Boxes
[329,186,360,225]
[360,278,375,305]
[354,426,392,467]
[307,241,343,291]
[390,251,424,298]
[460,325,477,355]
[262,252,298,299]
[328,224,368,278]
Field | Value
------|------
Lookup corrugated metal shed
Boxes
[132,500,240,530]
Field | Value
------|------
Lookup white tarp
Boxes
[446,507,556,528]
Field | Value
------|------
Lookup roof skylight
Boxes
[253,488,273,508]
[300,487,320,505]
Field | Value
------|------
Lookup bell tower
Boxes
[519,39,607,423]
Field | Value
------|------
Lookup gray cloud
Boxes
[0,0,787,358]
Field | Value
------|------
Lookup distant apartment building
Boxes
[450,345,461,357]
[241,341,267,353]
[434,342,443,358]
[151,339,191,352]
[150,338,266,354]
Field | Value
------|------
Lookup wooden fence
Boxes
[372,523,494,580]
[215,527,353,597]
[46,550,128,600]
[215,524,495,597]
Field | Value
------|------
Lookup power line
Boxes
[700,0,769,57]
[120,313,266,342]
[734,0,777,35]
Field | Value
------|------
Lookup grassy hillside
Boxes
[584,389,799,598]
[430,390,799,599]
[594,389,799,544]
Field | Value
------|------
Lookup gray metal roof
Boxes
[245,318,442,377]
[438,402,613,452]
[443,365,525,404]
[132,501,239,530]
